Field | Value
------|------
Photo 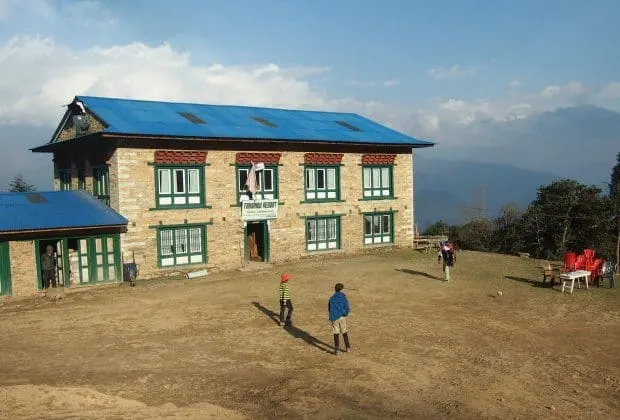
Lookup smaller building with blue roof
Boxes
[27,96,433,281]
[0,190,128,297]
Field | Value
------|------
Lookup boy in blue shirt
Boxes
[328,283,351,355]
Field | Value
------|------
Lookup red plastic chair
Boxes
[586,258,603,285]
[583,249,595,266]
[574,254,587,270]
[563,252,577,272]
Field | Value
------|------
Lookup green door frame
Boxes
[34,238,70,290]
[89,234,122,283]
[244,221,270,263]
[36,235,122,289]
[0,242,11,296]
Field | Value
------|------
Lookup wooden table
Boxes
[560,270,591,293]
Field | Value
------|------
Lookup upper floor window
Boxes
[93,165,110,206]
[58,169,71,191]
[304,166,340,202]
[362,166,393,199]
[155,165,205,209]
[77,169,86,190]
[236,165,278,202]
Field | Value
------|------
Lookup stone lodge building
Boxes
[30,96,434,280]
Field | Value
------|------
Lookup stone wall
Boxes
[8,241,38,296]
[115,148,414,279]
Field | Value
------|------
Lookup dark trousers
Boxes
[42,269,57,288]
[279,299,293,323]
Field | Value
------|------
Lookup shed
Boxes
[0,190,128,296]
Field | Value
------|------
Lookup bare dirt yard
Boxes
[0,250,618,419]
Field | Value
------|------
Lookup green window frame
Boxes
[235,165,279,203]
[93,165,110,206]
[304,165,340,202]
[155,165,205,209]
[59,169,72,191]
[364,212,394,245]
[305,216,341,251]
[0,241,11,296]
[156,224,207,267]
[362,165,393,199]
[77,169,86,190]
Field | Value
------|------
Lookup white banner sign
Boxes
[241,199,278,221]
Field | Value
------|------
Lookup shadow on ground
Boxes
[395,268,441,281]
[252,302,333,354]
[504,276,557,289]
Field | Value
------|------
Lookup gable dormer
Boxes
[50,98,107,143]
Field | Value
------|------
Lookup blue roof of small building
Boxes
[70,96,434,147]
[0,190,128,234]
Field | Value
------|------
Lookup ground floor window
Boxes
[157,224,207,267]
[364,212,394,245]
[306,216,340,251]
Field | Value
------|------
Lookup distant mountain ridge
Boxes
[414,156,560,230]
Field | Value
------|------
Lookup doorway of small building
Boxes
[0,242,11,296]
[245,221,270,263]
[35,239,69,290]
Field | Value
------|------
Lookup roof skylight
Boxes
[335,121,362,132]
[178,112,206,125]
[252,116,278,128]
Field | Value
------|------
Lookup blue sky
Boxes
[0,0,618,188]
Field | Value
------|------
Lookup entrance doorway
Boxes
[245,221,269,262]
[36,239,68,289]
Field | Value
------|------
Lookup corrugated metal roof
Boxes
[0,190,128,234]
[70,96,434,147]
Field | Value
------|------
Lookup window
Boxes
[155,166,204,208]
[306,216,340,251]
[178,112,206,124]
[237,166,278,202]
[304,166,340,201]
[77,169,86,190]
[59,169,71,191]
[362,166,393,198]
[364,212,393,245]
[93,165,109,206]
[157,225,206,267]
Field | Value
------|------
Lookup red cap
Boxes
[281,273,291,283]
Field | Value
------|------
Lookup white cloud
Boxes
[0,36,369,126]
[345,80,376,87]
[427,65,480,80]
[602,82,620,99]
[509,80,521,89]
[383,79,400,87]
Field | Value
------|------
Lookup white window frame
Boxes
[306,216,340,251]
[364,213,393,245]
[156,166,204,208]
[304,166,339,201]
[362,165,393,198]
[158,225,206,267]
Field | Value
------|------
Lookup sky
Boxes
[0,0,619,190]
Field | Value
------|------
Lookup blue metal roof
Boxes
[0,190,128,234]
[71,96,434,147]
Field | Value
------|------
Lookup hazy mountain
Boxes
[414,156,560,230]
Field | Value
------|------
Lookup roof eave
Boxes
[0,223,128,237]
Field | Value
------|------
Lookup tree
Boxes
[492,202,524,255]
[8,174,36,192]
[521,179,614,259]
[423,220,450,236]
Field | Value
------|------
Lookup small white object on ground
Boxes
[186,269,209,279]
[497,291,503,297]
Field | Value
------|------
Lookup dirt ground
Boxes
[0,250,618,419]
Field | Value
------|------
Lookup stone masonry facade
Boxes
[8,240,37,297]
[53,146,415,279]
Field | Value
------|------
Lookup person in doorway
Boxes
[41,245,57,289]
[438,241,455,282]
[328,283,351,355]
[278,273,293,326]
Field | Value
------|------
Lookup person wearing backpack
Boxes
[438,241,455,282]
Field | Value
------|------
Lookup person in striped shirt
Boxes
[279,273,293,326]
